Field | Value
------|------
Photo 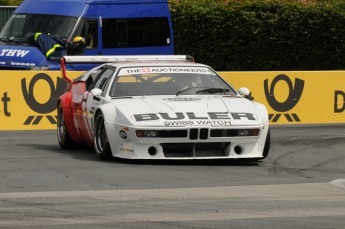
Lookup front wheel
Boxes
[240,128,270,162]
[262,128,271,159]
[94,113,112,160]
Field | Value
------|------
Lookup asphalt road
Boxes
[0,125,344,228]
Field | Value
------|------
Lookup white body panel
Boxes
[100,95,269,159]
[64,57,270,160]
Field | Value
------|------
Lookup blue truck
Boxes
[0,0,174,70]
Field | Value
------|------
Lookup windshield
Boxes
[0,13,78,42]
[110,66,237,97]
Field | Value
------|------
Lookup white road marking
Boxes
[329,179,345,190]
[0,182,344,227]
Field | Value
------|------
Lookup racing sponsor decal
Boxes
[163,120,232,126]
[119,130,128,139]
[119,67,216,75]
[72,94,83,103]
[133,112,256,126]
[119,143,134,153]
[264,74,304,123]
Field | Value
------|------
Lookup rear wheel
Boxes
[57,103,77,149]
[94,113,112,160]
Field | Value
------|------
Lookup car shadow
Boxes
[18,143,102,162]
[19,143,261,166]
[115,158,261,167]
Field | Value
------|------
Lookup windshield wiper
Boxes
[196,88,230,94]
[0,37,28,45]
[111,96,133,99]
[176,86,209,96]
[0,37,11,42]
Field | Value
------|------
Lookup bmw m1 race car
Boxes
[57,55,270,160]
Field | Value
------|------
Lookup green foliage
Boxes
[0,0,22,6]
[170,0,345,70]
[3,0,345,70]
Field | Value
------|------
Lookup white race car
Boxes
[58,55,270,160]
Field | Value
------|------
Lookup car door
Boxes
[82,67,115,139]
[70,78,89,144]
[72,67,102,144]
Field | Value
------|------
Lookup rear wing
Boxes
[60,55,194,82]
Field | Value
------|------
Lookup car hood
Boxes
[112,96,266,127]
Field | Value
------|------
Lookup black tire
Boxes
[94,113,112,160]
[262,128,271,159]
[57,103,77,149]
[240,128,270,162]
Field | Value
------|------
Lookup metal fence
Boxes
[0,6,16,31]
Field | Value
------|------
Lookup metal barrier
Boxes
[0,70,345,130]
[0,6,16,31]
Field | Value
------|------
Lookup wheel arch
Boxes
[94,103,117,123]
[253,102,269,122]
[57,93,80,144]
[93,105,114,160]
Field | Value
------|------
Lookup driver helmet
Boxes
[72,36,86,43]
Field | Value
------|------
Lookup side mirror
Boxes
[90,88,102,101]
[238,87,254,100]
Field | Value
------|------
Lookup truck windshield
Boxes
[0,13,78,43]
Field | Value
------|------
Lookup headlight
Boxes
[238,129,260,136]
[210,129,260,137]
[136,130,188,138]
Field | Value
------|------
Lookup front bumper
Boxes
[105,122,269,160]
